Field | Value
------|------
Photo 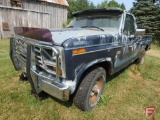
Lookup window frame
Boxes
[123,14,136,35]
[10,0,22,8]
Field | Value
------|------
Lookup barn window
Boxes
[10,0,22,7]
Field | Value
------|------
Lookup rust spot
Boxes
[90,76,103,103]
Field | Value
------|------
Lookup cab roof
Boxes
[72,8,124,17]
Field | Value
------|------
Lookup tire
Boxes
[73,66,106,111]
[136,51,145,64]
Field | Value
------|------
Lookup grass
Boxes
[0,39,160,120]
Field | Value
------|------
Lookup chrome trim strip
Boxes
[54,47,60,83]
[72,42,143,56]
[44,60,56,66]
[65,42,139,50]
[58,47,66,78]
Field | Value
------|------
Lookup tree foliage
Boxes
[133,0,160,7]
[97,0,126,10]
[67,0,95,19]
[120,3,126,10]
[97,0,108,8]
[131,0,160,44]
[108,0,120,7]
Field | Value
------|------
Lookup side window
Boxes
[123,15,135,35]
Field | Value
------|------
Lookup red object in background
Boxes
[14,27,52,43]
[144,106,156,117]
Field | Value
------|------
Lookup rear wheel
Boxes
[73,67,106,111]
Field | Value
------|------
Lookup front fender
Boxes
[71,57,112,94]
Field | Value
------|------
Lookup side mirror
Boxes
[136,29,145,36]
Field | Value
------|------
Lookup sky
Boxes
[91,0,135,10]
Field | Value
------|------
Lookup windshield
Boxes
[67,13,122,32]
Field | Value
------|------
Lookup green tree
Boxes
[76,0,90,10]
[67,0,95,18]
[96,0,126,9]
[108,0,120,8]
[120,3,126,10]
[131,0,160,44]
[88,2,95,9]
[67,0,76,19]
[66,0,96,25]
[97,0,108,8]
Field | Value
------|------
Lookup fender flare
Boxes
[70,57,113,94]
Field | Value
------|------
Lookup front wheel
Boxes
[73,67,106,111]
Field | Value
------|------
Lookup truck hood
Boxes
[14,27,117,46]
[50,29,113,45]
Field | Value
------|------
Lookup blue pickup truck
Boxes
[10,8,152,111]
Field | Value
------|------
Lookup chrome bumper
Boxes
[31,69,69,101]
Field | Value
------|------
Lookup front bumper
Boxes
[30,69,69,101]
[10,36,69,101]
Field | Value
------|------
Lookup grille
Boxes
[12,37,64,79]
[34,46,61,75]
[13,39,27,66]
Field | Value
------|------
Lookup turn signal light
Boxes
[72,48,86,55]
[53,67,62,75]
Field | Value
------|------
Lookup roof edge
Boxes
[72,8,124,17]
[38,0,69,7]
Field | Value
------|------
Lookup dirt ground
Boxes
[147,48,160,58]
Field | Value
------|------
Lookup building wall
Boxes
[0,0,68,39]
[0,0,11,7]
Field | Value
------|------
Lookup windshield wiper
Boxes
[81,26,104,31]
[66,26,74,28]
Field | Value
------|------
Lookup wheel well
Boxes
[95,61,112,75]
[83,61,112,78]
[72,61,112,95]
[145,44,149,51]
